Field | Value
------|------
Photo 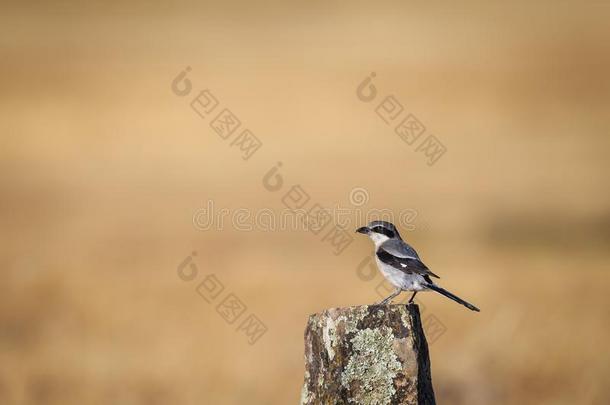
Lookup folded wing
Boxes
[376,241,440,279]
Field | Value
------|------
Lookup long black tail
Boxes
[426,284,480,312]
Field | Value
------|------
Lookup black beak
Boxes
[356,226,370,234]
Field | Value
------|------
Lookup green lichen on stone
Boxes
[317,372,324,387]
[301,305,433,405]
[340,326,402,405]
[334,305,369,332]
[321,306,370,361]
[300,370,311,404]
[322,315,337,360]
[400,306,412,327]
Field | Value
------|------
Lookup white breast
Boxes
[375,256,427,291]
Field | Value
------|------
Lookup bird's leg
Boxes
[378,288,402,305]
[408,291,417,303]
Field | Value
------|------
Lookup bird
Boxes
[356,220,480,311]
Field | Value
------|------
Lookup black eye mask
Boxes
[372,226,395,238]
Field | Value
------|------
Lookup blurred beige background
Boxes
[1,1,609,404]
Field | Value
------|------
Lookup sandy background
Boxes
[1,1,609,404]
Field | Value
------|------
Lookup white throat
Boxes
[369,233,390,247]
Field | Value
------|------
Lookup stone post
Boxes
[300,304,435,405]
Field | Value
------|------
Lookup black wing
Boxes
[376,248,440,280]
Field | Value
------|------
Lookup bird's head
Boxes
[356,220,401,245]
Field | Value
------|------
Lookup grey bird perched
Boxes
[356,220,480,311]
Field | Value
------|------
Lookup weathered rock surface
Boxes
[300,304,435,405]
